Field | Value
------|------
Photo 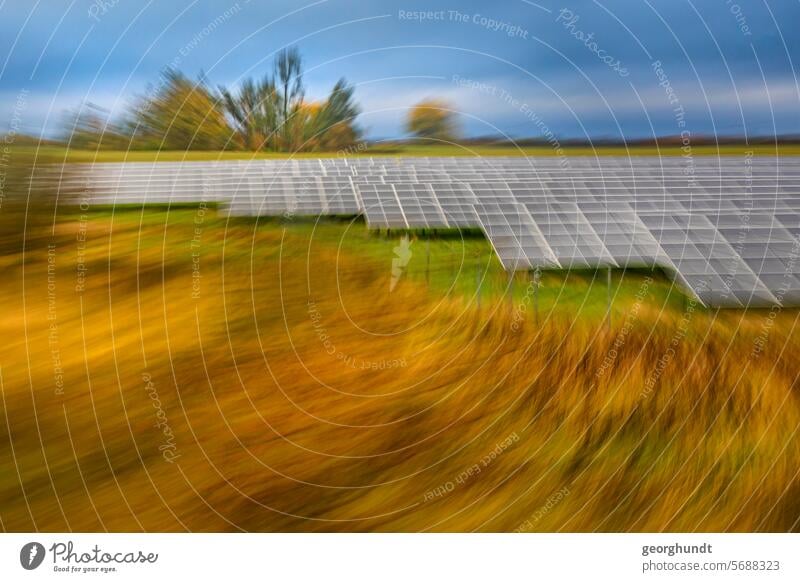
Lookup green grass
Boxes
[12,142,800,163]
[98,206,691,319]
[306,218,686,317]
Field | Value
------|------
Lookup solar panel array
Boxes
[37,155,800,307]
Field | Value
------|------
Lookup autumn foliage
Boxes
[406,99,459,143]
[63,47,360,153]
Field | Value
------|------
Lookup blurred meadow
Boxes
[1,152,800,532]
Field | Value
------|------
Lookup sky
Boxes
[1,0,799,141]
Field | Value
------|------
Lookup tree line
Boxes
[64,47,361,153]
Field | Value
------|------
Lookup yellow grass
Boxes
[11,142,800,163]
[1,209,799,532]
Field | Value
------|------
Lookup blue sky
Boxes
[1,0,799,141]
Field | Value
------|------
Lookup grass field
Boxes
[1,205,799,532]
[10,142,800,163]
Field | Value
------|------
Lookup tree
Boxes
[62,102,128,150]
[309,79,361,151]
[58,46,362,153]
[274,47,304,149]
[220,75,359,152]
[406,99,459,143]
[219,76,280,151]
[128,70,237,150]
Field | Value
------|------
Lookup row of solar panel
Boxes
[42,157,800,308]
[62,155,800,167]
[353,181,800,307]
[36,171,800,196]
[37,155,800,179]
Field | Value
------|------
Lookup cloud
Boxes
[351,72,800,138]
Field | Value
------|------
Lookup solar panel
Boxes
[397,184,450,228]
[46,155,800,307]
[507,185,617,269]
[473,200,559,271]
[428,183,479,228]
[321,177,361,215]
[356,184,407,228]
